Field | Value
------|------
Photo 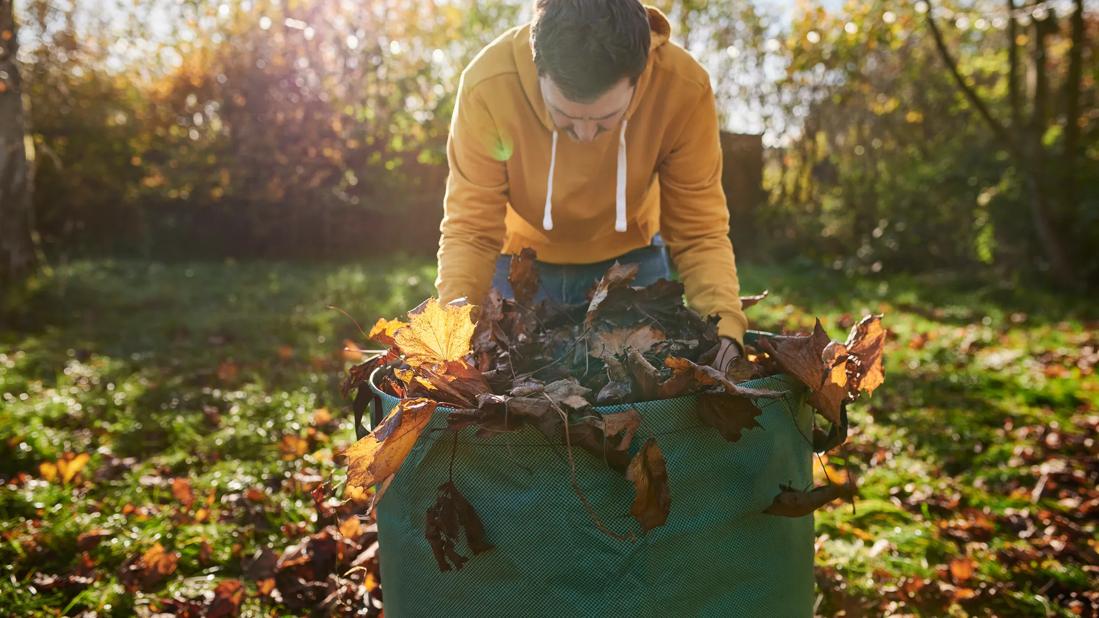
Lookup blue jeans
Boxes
[491,234,673,304]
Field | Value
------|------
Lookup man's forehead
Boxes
[541,76,633,120]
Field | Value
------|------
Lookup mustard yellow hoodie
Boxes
[435,6,749,345]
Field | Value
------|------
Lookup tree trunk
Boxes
[1060,0,1085,252]
[1024,11,1076,284]
[0,0,36,289]
[924,0,1076,287]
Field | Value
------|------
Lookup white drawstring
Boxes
[542,129,558,231]
[542,121,629,233]
[615,119,628,232]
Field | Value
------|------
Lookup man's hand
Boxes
[712,336,744,376]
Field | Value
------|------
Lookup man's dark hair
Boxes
[530,0,651,103]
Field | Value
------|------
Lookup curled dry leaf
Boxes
[585,262,640,327]
[763,483,857,517]
[368,317,408,347]
[507,247,541,306]
[625,348,661,399]
[345,398,437,495]
[425,481,494,571]
[627,438,671,532]
[740,289,769,310]
[759,320,847,424]
[846,314,886,395]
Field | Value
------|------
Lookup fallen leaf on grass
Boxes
[279,434,309,460]
[216,360,239,383]
[77,529,111,551]
[949,557,975,583]
[207,579,244,618]
[172,478,195,508]
[425,481,494,571]
[345,398,437,495]
[119,543,179,591]
[627,438,670,532]
[39,452,91,485]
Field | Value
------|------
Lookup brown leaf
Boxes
[596,380,633,405]
[216,360,240,383]
[409,360,490,408]
[256,578,276,596]
[696,392,763,443]
[601,408,642,451]
[543,378,593,409]
[207,579,244,618]
[77,529,111,551]
[312,407,334,426]
[507,248,540,306]
[393,299,477,367]
[949,557,975,583]
[589,325,665,358]
[345,398,437,494]
[342,339,365,362]
[662,356,784,400]
[172,478,195,508]
[279,434,309,461]
[338,516,363,539]
[764,483,856,517]
[119,542,179,591]
[585,262,640,326]
[566,408,641,472]
[740,290,769,309]
[625,348,661,399]
[424,481,494,571]
[627,438,670,532]
[58,452,91,484]
[759,320,847,423]
[845,314,886,395]
[368,316,408,347]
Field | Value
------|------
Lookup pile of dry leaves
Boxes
[341,249,886,571]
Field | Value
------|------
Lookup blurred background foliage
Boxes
[14,0,1098,283]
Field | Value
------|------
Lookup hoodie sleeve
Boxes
[657,82,749,346]
[435,78,510,307]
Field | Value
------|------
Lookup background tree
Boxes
[0,0,36,288]
[925,0,1091,288]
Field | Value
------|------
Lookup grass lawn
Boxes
[1,258,1096,616]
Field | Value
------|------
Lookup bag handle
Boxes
[352,386,384,441]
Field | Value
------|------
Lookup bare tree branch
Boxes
[923,0,1020,159]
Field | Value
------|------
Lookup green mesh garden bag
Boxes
[364,331,816,617]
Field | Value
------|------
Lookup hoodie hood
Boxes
[513,6,672,232]
[513,6,672,133]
